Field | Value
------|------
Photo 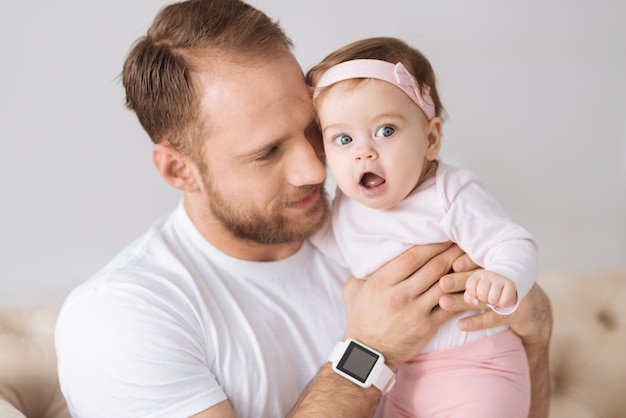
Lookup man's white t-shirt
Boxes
[55,202,348,417]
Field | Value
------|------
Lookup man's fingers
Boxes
[370,242,453,287]
[439,293,467,311]
[439,270,472,293]
[439,290,508,333]
[457,309,508,332]
[401,244,464,296]
[452,253,479,272]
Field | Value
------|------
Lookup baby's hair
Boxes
[306,37,445,119]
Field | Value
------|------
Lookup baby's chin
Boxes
[352,187,405,211]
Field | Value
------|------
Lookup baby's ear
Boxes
[152,142,200,192]
[425,117,442,160]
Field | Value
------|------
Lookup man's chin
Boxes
[214,187,329,245]
[279,196,329,242]
[302,191,330,235]
[303,207,329,237]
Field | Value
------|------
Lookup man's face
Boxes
[192,54,329,245]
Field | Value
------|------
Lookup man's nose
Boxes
[287,138,326,187]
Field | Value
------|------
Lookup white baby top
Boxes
[313,161,538,352]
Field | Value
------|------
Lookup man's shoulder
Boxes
[61,208,195,309]
[55,218,203,350]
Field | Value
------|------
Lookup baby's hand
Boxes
[464,270,518,308]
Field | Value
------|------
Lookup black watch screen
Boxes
[336,340,379,383]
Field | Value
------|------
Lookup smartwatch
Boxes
[328,339,396,394]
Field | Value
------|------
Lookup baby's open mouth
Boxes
[360,172,385,188]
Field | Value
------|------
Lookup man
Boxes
[55,1,552,417]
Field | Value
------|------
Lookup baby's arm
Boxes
[464,270,518,308]
[439,165,538,308]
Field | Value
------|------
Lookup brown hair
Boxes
[306,37,445,119]
[122,0,293,158]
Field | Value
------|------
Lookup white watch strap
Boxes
[329,341,345,362]
[371,360,396,394]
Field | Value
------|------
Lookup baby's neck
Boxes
[412,159,438,193]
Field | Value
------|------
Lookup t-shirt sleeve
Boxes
[55,279,227,417]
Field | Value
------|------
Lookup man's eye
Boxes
[256,146,277,161]
[334,135,353,146]
[376,126,395,138]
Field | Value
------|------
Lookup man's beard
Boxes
[204,181,330,245]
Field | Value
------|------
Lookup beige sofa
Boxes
[1,269,625,418]
[0,306,68,418]
[541,269,626,417]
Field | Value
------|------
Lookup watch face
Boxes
[337,340,379,383]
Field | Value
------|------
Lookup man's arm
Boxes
[439,261,553,418]
[513,286,552,418]
[190,400,236,418]
[288,365,382,417]
[288,243,464,417]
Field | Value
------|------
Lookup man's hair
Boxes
[122,0,293,157]
[306,37,445,119]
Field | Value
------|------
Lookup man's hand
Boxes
[341,243,464,369]
[439,270,552,347]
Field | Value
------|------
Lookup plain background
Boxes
[1,0,625,305]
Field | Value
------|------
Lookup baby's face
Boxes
[316,79,440,210]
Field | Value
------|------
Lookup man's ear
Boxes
[425,117,443,161]
[152,142,200,192]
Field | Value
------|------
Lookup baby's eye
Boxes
[376,126,395,138]
[334,134,353,146]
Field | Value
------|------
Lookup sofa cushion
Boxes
[0,305,69,418]
[540,269,626,418]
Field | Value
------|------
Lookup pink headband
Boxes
[313,59,436,120]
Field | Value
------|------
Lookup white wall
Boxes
[1,0,624,305]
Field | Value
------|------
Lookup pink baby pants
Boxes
[382,330,530,418]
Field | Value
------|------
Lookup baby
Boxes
[308,37,538,417]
